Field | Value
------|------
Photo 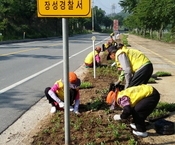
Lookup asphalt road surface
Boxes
[0,33,109,133]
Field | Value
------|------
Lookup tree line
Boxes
[119,0,175,40]
[0,0,125,41]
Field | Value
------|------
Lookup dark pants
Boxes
[128,63,153,88]
[44,87,77,110]
[132,88,160,132]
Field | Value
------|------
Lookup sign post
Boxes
[37,0,91,144]
[113,19,119,40]
[91,36,96,78]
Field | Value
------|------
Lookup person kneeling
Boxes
[106,83,160,137]
[44,72,81,115]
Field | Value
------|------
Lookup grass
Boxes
[147,102,175,121]
[154,71,172,77]
[31,52,174,145]
[80,81,93,89]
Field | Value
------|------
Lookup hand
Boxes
[59,102,64,108]
[113,114,121,120]
[111,62,116,67]
[114,80,121,86]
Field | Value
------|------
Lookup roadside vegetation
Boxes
[1,1,175,44]
[31,52,174,145]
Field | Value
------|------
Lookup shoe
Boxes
[130,123,137,130]
[50,106,56,113]
[59,102,64,108]
[70,106,74,111]
[132,130,148,137]
[74,111,81,115]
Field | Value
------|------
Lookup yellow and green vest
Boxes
[117,84,153,107]
[115,47,150,73]
[84,50,98,64]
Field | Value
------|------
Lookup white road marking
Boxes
[0,37,109,94]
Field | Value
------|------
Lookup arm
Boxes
[95,54,100,63]
[74,91,80,112]
[118,96,132,119]
[48,89,62,103]
[118,53,132,88]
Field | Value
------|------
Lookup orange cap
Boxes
[69,72,78,84]
[106,91,117,104]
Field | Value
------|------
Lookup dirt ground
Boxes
[0,34,175,145]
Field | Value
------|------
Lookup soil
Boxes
[0,34,175,145]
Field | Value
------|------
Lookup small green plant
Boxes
[87,97,105,111]
[128,138,138,145]
[80,81,93,89]
[154,71,172,77]
[148,77,156,83]
[95,131,101,138]
[71,118,82,130]
[148,109,169,120]
[156,102,175,112]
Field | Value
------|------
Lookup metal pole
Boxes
[62,18,70,145]
[93,40,96,78]
[91,36,96,78]
[92,0,94,31]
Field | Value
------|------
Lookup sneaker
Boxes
[70,106,74,111]
[50,106,56,113]
[130,123,137,130]
[59,102,64,108]
[74,111,81,115]
[132,130,148,137]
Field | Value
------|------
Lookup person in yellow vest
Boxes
[107,44,153,89]
[106,83,160,137]
[44,72,81,115]
[84,46,101,68]
[102,32,117,51]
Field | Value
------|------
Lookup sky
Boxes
[93,0,123,15]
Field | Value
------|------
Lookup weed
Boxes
[156,102,175,112]
[95,131,101,138]
[80,81,93,89]
[71,118,82,130]
[148,77,156,83]
[154,71,172,77]
[117,123,127,130]
[128,138,138,145]
[148,109,169,120]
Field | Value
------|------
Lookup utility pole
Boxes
[92,0,94,32]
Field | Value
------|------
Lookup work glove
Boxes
[59,102,64,108]
[111,62,116,67]
[113,114,121,120]
[114,80,121,86]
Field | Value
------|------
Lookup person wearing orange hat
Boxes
[84,46,102,68]
[106,83,160,137]
[44,72,81,115]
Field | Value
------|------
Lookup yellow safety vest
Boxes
[115,47,150,73]
[55,79,64,101]
[117,84,153,107]
[84,51,98,64]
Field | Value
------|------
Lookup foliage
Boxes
[80,81,93,89]
[148,77,156,83]
[0,1,113,40]
[154,71,172,77]
[156,102,175,112]
[120,0,175,41]
[147,102,175,121]
[148,109,170,121]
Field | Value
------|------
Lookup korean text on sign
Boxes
[38,0,91,17]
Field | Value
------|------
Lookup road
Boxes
[0,33,109,133]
